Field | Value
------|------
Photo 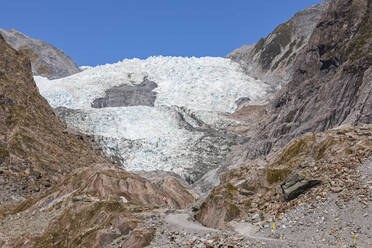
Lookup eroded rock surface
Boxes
[0,33,195,248]
[0,28,80,79]
[196,125,372,229]
[92,78,158,108]
[280,172,321,201]
[0,35,104,205]
[234,0,372,161]
[228,0,330,88]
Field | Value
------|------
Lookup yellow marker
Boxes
[272,223,275,230]
[354,233,357,245]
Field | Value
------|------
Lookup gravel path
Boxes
[145,210,341,248]
[145,157,372,248]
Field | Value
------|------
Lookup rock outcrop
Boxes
[280,172,322,201]
[235,0,372,160]
[227,0,330,88]
[0,28,80,79]
[91,78,158,108]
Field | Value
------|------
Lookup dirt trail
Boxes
[164,213,278,242]
[164,213,217,232]
[147,210,347,247]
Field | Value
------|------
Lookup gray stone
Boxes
[0,28,80,79]
[227,0,330,89]
[230,0,372,161]
[281,172,321,201]
[91,78,158,108]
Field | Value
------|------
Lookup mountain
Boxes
[196,0,372,246]
[34,56,270,192]
[0,29,80,79]
[227,0,330,88]
[0,34,99,205]
[0,35,194,247]
[1,0,372,247]
[239,0,372,160]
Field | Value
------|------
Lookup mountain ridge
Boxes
[0,28,80,79]
[227,0,331,88]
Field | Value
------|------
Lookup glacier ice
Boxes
[34,56,270,176]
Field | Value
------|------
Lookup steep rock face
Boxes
[0,36,106,205]
[0,35,195,248]
[228,0,330,88]
[0,28,80,79]
[241,0,372,160]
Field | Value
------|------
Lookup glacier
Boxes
[34,56,270,180]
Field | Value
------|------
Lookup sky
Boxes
[1,0,323,66]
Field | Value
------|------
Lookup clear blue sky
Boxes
[1,0,323,66]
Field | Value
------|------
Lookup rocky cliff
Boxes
[0,36,194,247]
[228,0,330,88]
[239,0,372,160]
[0,35,102,205]
[197,1,372,245]
[0,28,80,79]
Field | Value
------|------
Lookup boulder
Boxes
[281,172,321,201]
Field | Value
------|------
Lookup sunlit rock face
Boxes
[35,56,270,185]
[0,28,81,79]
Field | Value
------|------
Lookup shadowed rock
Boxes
[235,0,372,160]
[281,172,321,201]
[91,79,158,108]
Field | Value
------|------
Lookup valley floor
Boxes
[143,194,371,248]
[143,159,372,248]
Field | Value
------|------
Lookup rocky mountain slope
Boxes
[0,34,103,205]
[0,28,80,79]
[235,0,372,161]
[0,35,194,247]
[195,0,372,246]
[194,125,372,247]
[228,0,330,88]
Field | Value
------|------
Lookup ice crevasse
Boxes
[34,56,270,175]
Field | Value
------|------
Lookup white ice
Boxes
[34,56,269,173]
[35,56,268,112]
